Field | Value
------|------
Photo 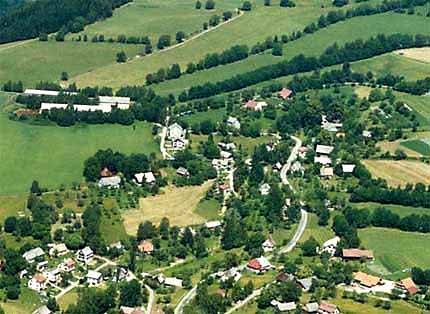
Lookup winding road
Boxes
[175,135,308,314]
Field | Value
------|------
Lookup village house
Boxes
[138,240,154,254]
[60,258,76,272]
[98,96,131,107]
[113,267,129,282]
[243,99,268,111]
[314,155,332,165]
[353,271,383,288]
[271,300,296,312]
[276,272,295,283]
[86,270,103,286]
[23,247,45,263]
[341,164,356,174]
[28,274,47,292]
[44,268,61,284]
[262,236,276,252]
[36,305,52,314]
[321,236,340,256]
[49,243,68,257]
[98,175,121,189]
[157,274,183,287]
[220,267,242,282]
[220,150,232,160]
[297,277,314,292]
[168,123,186,140]
[218,142,236,151]
[260,183,271,196]
[303,302,319,313]
[172,138,188,150]
[396,277,418,295]
[279,87,293,100]
[76,246,94,264]
[362,130,372,138]
[320,167,334,178]
[318,302,340,314]
[342,248,374,260]
[272,162,283,172]
[120,306,144,314]
[321,115,343,132]
[134,171,156,185]
[204,220,222,229]
[227,116,241,129]
[176,167,190,177]
[36,261,49,272]
[316,144,334,155]
[247,256,272,273]
[298,146,309,159]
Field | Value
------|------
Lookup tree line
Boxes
[177,33,430,100]
[0,0,131,43]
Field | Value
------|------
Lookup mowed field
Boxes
[359,228,430,273]
[0,103,159,195]
[0,41,141,87]
[395,47,430,63]
[362,159,430,187]
[73,0,243,42]
[152,12,430,95]
[123,181,213,233]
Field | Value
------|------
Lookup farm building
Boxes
[315,144,334,155]
[342,248,374,260]
[247,256,272,273]
[227,116,241,129]
[98,175,121,189]
[278,88,293,100]
[134,172,156,185]
[318,302,340,314]
[23,247,45,263]
[396,277,418,295]
[353,271,383,288]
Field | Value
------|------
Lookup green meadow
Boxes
[152,12,430,95]
[72,0,243,43]
[401,139,430,156]
[359,228,430,273]
[0,95,159,195]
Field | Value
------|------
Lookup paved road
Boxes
[175,135,308,314]
[145,284,155,314]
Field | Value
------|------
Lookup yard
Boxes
[299,213,335,245]
[359,227,430,274]
[122,181,213,233]
[0,106,159,195]
[362,159,430,187]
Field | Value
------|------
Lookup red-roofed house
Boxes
[279,88,293,100]
[247,257,272,273]
[138,240,154,254]
[318,302,339,314]
[397,277,418,295]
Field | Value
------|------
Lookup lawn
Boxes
[72,0,243,43]
[0,109,159,195]
[194,198,222,221]
[395,47,430,63]
[0,287,41,314]
[58,289,78,311]
[362,159,430,187]
[181,108,226,125]
[0,40,141,87]
[299,213,335,245]
[359,227,430,273]
[123,181,213,233]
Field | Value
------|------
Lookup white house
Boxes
[98,175,121,189]
[77,246,94,264]
[271,300,296,312]
[134,172,156,185]
[320,167,334,178]
[60,258,76,272]
[262,236,276,252]
[172,138,188,150]
[204,220,222,229]
[36,305,52,314]
[176,167,190,177]
[164,277,183,288]
[44,268,61,283]
[28,274,47,292]
[315,144,334,155]
[260,183,271,196]
[220,150,232,159]
[23,247,45,263]
[247,256,272,273]
[168,123,185,140]
[227,116,241,129]
[314,156,332,165]
[321,236,340,256]
[362,130,372,138]
[342,164,356,174]
[87,270,103,286]
[99,96,130,107]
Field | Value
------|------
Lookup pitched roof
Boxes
[320,167,334,177]
[304,302,319,312]
[205,220,222,229]
[138,240,154,253]
[87,270,102,280]
[319,302,338,314]
[120,306,144,314]
[279,88,293,99]
[100,167,113,177]
[342,248,374,259]
[314,156,332,165]
[316,144,334,155]
[342,164,356,173]
[354,271,382,287]
[399,277,418,295]
[33,273,47,283]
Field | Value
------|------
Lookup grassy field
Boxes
[401,139,430,156]
[299,213,335,245]
[0,104,159,195]
[395,47,430,63]
[151,12,430,95]
[72,0,243,43]
[0,287,41,314]
[362,159,430,187]
[73,0,380,88]
[123,181,213,233]
[181,108,226,125]
[0,40,141,87]
[58,289,78,311]
[194,198,222,221]
[359,227,430,273]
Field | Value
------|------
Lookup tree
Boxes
[264,0,270,6]
[195,0,202,9]
[272,43,283,56]
[159,217,170,240]
[4,216,17,233]
[194,235,208,258]
[137,221,156,240]
[120,279,143,307]
[280,0,295,7]
[30,180,42,195]
[176,31,185,43]
[205,0,215,9]
[116,51,127,63]
[39,33,48,41]
[333,0,348,7]
[221,210,245,249]
[223,11,232,21]
[157,35,171,49]
[301,236,319,256]
[47,297,60,311]
[61,71,69,81]
[241,1,252,11]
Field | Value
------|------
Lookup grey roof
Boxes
[304,302,319,312]
[297,277,314,291]
[23,247,45,261]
